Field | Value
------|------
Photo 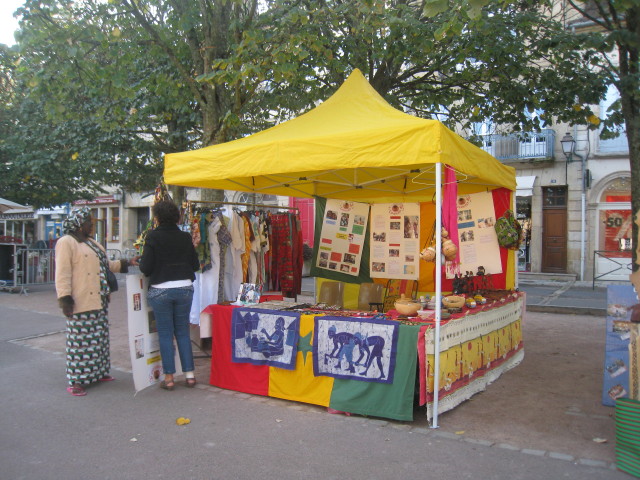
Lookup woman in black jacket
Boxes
[139,200,200,390]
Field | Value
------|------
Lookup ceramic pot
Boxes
[394,294,421,316]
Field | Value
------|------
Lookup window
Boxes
[110,207,120,241]
[598,84,628,154]
[543,187,567,207]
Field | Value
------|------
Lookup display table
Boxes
[203,304,421,420]
[423,293,524,420]
[201,293,524,422]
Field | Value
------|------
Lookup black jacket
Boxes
[138,224,200,285]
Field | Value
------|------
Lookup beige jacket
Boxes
[55,235,124,314]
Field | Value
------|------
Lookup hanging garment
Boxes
[223,211,245,302]
[216,212,233,303]
[241,215,252,282]
[190,217,222,324]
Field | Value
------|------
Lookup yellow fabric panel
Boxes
[164,69,515,201]
[418,202,436,293]
[268,314,334,405]
[497,323,513,359]
[461,337,484,378]
[481,330,500,367]
[510,319,523,350]
[426,347,461,393]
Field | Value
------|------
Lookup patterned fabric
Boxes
[313,316,399,384]
[241,216,251,282]
[270,213,295,297]
[65,296,110,385]
[83,239,110,295]
[62,206,91,235]
[231,308,300,370]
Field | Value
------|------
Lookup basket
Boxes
[442,295,465,309]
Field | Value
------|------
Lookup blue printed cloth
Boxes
[313,316,399,384]
[231,308,300,370]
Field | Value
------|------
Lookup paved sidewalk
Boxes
[518,279,608,316]
[0,278,634,477]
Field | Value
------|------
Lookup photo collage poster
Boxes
[369,203,420,280]
[126,274,181,392]
[453,191,502,278]
[316,199,370,276]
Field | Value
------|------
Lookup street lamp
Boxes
[560,131,587,281]
[560,132,575,161]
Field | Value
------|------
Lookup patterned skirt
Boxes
[65,299,110,385]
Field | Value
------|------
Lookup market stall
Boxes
[199,291,523,421]
[163,69,519,425]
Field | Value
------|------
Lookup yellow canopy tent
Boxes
[164,69,517,427]
[164,69,515,201]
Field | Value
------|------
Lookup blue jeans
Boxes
[148,286,195,374]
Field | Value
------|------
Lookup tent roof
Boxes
[164,69,515,203]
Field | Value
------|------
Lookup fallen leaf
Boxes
[455,431,465,435]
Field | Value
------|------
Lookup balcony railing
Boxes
[473,130,556,163]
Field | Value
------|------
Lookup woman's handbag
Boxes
[494,210,522,249]
[107,270,119,292]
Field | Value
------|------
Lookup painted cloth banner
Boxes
[208,305,420,421]
[313,316,399,384]
[231,308,300,370]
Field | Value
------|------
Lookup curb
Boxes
[526,305,606,316]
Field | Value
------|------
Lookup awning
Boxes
[516,176,536,197]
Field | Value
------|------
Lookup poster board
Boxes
[453,191,502,278]
[602,284,635,406]
[369,203,420,279]
[126,274,181,392]
[316,199,369,276]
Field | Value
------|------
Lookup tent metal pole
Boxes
[431,162,442,428]
[513,192,518,290]
[187,200,299,212]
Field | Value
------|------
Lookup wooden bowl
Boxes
[442,295,465,309]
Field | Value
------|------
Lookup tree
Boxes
[0,0,278,207]
[421,0,638,292]
[564,0,640,296]
[213,0,608,133]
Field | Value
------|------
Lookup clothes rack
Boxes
[187,200,299,212]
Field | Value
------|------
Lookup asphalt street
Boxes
[0,282,632,480]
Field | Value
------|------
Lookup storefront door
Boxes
[541,186,567,273]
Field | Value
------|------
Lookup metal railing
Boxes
[474,129,556,162]
[1,246,139,295]
[0,246,55,294]
[592,250,633,289]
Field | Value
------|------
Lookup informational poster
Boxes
[453,191,502,278]
[126,274,181,392]
[316,199,369,276]
[369,203,420,280]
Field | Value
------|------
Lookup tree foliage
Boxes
[0,0,622,214]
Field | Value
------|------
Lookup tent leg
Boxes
[430,162,443,429]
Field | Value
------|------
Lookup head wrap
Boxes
[62,207,91,235]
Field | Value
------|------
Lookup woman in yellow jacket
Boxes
[55,207,138,396]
